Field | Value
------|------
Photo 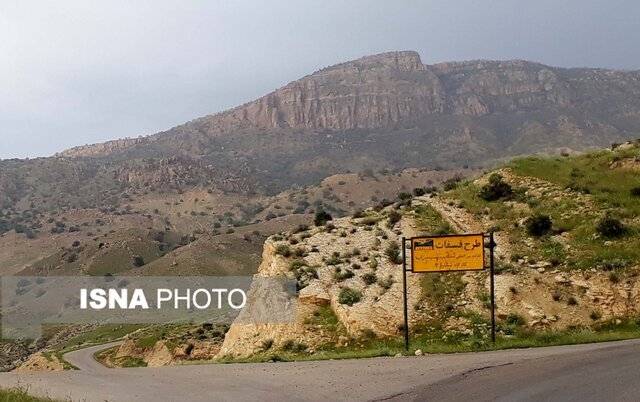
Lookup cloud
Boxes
[1,0,639,158]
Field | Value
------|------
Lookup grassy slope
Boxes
[0,388,58,402]
[445,142,640,270]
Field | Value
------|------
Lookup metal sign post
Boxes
[401,232,496,352]
[402,237,409,351]
[488,231,496,344]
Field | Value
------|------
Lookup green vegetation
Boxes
[478,173,514,201]
[314,210,333,226]
[443,142,640,270]
[413,204,454,235]
[384,241,402,264]
[217,317,640,364]
[0,388,59,402]
[596,215,627,238]
[525,214,552,237]
[338,287,362,306]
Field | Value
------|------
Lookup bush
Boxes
[387,210,401,227]
[385,241,403,264]
[377,276,394,290]
[133,256,145,267]
[275,244,292,257]
[596,215,627,238]
[314,210,333,226]
[525,214,552,237]
[443,177,462,191]
[333,268,355,281]
[362,272,377,285]
[506,313,526,326]
[631,186,640,197]
[413,187,426,197]
[338,287,362,306]
[478,174,514,201]
[261,339,274,351]
[281,339,295,351]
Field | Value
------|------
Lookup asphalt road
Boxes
[0,339,638,402]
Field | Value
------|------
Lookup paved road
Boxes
[63,341,123,372]
[0,339,638,401]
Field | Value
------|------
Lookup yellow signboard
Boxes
[411,234,485,272]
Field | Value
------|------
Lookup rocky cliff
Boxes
[55,51,640,160]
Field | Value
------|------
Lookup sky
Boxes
[1,0,639,159]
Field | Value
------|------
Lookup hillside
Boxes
[3,52,640,222]
[214,141,640,359]
[12,141,640,369]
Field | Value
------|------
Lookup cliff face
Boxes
[55,51,640,160]
[227,51,446,130]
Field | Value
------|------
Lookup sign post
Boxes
[402,232,496,351]
[401,237,409,351]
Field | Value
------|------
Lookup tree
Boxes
[314,210,333,226]
[526,214,552,237]
[478,173,513,201]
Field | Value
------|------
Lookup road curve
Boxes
[0,339,638,402]
[62,341,123,372]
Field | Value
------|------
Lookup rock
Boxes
[414,349,423,356]
[537,267,546,273]
[394,353,403,358]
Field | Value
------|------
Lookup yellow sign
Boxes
[411,234,485,272]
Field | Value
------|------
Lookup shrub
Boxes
[413,187,426,197]
[133,256,145,267]
[275,244,292,257]
[261,339,274,351]
[377,276,394,290]
[631,186,640,197]
[525,214,552,237]
[281,339,295,351]
[596,215,627,238]
[590,311,602,321]
[506,313,526,326]
[338,287,362,306]
[387,210,401,227]
[478,174,514,201]
[385,241,403,264]
[325,254,343,266]
[333,268,355,281]
[567,296,578,306]
[443,177,462,191]
[362,272,378,285]
[314,210,333,226]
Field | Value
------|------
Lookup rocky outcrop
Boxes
[14,352,65,372]
[57,137,151,158]
[219,211,422,357]
[226,51,446,130]
[54,51,640,160]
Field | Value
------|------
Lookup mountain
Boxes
[3,51,640,215]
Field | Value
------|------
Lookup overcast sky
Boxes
[1,0,639,159]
